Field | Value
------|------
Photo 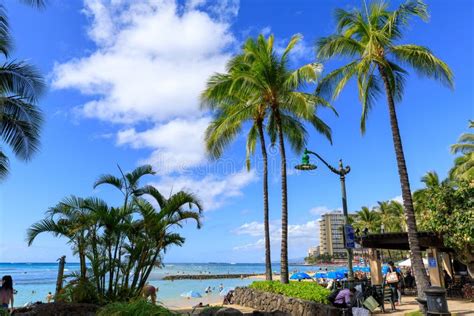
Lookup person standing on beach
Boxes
[142,284,157,304]
[0,275,14,312]
[46,292,54,303]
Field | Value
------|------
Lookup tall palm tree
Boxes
[0,5,44,180]
[202,56,274,280]
[229,34,334,283]
[450,121,473,180]
[316,0,453,296]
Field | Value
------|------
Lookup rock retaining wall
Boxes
[231,287,341,316]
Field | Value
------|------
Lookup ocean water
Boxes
[0,262,334,307]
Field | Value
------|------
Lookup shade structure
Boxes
[397,258,428,267]
[181,290,202,298]
[219,287,234,296]
[290,272,312,280]
[314,272,327,278]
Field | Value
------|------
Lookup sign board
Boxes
[428,257,437,268]
[344,224,355,249]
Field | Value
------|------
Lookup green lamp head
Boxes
[295,149,317,171]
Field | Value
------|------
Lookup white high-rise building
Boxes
[319,211,346,258]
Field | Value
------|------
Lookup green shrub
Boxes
[56,278,99,304]
[249,281,331,304]
[97,299,176,316]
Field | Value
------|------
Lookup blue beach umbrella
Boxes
[314,272,327,278]
[290,272,312,280]
[326,271,345,279]
[181,290,202,298]
[219,287,235,296]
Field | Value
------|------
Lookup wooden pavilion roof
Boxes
[356,232,453,252]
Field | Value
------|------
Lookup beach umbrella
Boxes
[290,272,312,280]
[314,272,327,278]
[219,287,235,296]
[326,271,345,279]
[181,290,202,298]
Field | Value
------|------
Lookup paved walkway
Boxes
[374,296,474,315]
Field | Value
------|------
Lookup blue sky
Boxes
[0,0,472,263]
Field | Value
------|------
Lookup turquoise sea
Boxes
[0,262,333,307]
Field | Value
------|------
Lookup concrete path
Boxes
[374,296,474,315]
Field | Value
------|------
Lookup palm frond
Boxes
[0,61,45,102]
[93,174,124,191]
[390,44,454,88]
[0,148,8,179]
[0,96,43,160]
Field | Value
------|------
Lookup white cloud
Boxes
[151,169,257,210]
[391,195,403,204]
[53,0,235,124]
[309,205,333,216]
[117,117,210,173]
[233,219,320,252]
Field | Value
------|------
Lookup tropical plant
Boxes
[352,206,380,233]
[316,0,453,296]
[0,4,44,180]
[201,53,273,280]
[27,165,202,302]
[213,34,334,283]
[249,281,330,303]
[416,178,474,277]
[450,121,474,180]
[97,299,176,316]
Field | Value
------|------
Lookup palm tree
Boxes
[131,188,202,294]
[93,164,155,295]
[27,196,91,279]
[201,53,274,280]
[0,6,44,180]
[450,121,473,180]
[226,34,334,283]
[353,206,380,233]
[316,0,453,296]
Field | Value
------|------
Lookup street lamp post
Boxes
[295,148,354,281]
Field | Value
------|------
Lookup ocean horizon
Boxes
[0,262,336,307]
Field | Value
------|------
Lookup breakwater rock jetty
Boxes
[162,273,260,280]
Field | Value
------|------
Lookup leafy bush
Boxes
[56,278,99,304]
[97,299,176,316]
[249,281,330,304]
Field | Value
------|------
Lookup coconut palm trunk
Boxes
[276,112,289,284]
[257,121,272,281]
[379,66,430,296]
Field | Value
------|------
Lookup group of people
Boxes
[205,283,224,294]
